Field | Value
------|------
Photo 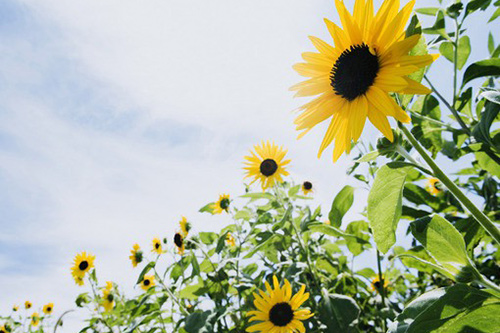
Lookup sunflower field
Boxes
[2,0,500,332]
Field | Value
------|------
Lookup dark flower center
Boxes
[107,294,114,302]
[47,307,52,312]
[220,198,230,210]
[260,159,278,177]
[330,43,380,101]
[79,260,89,271]
[174,233,183,248]
[303,181,313,190]
[269,302,294,326]
[143,279,150,286]
[155,242,160,249]
[135,251,143,263]
[433,181,442,191]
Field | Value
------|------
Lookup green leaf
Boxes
[410,215,471,277]
[472,100,500,148]
[423,10,449,39]
[489,7,500,22]
[439,36,470,69]
[328,185,354,227]
[475,151,500,177]
[198,203,214,214]
[462,58,500,86]
[355,150,379,162]
[411,95,444,157]
[481,89,500,105]
[345,220,371,256]
[319,290,360,332]
[215,231,228,254]
[240,192,274,201]
[308,223,369,244]
[368,163,412,253]
[199,232,217,245]
[415,7,440,16]
[136,261,156,285]
[488,32,495,55]
[190,253,200,277]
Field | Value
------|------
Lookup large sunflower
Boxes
[129,243,143,267]
[244,141,291,190]
[292,0,438,161]
[212,194,231,214]
[152,237,163,255]
[102,281,115,312]
[247,276,313,333]
[71,252,95,285]
[42,303,54,315]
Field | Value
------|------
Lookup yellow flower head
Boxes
[102,281,115,312]
[427,177,442,196]
[247,276,313,333]
[292,0,438,162]
[212,194,231,214]
[1,324,12,333]
[302,181,314,195]
[152,237,163,255]
[179,216,191,237]
[129,243,143,267]
[174,232,185,255]
[244,141,291,190]
[25,301,32,309]
[13,305,19,312]
[371,275,389,293]
[31,312,40,327]
[43,303,54,315]
[226,233,236,247]
[140,275,155,291]
[71,252,95,284]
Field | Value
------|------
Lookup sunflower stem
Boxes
[399,123,500,246]
[376,250,386,331]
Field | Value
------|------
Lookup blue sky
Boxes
[1,0,498,331]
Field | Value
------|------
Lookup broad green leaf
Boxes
[199,232,217,245]
[481,89,500,105]
[198,203,214,214]
[475,151,500,177]
[462,58,500,86]
[190,253,200,277]
[472,100,500,148]
[410,215,471,277]
[465,0,493,18]
[345,220,371,256]
[439,36,470,70]
[328,185,354,227]
[423,10,449,39]
[394,245,454,279]
[240,192,274,201]
[368,163,412,253]
[411,95,443,157]
[319,290,360,332]
[308,223,369,244]
[355,150,379,162]
[215,231,228,254]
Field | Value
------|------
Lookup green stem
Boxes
[453,19,459,107]
[376,250,386,331]
[399,123,500,245]
[476,274,500,297]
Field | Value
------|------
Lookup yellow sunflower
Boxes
[226,233,236,247]
[179,216,191,237]
[129,243,143,267]
[140,275,155,291]
[42,303,54,315]
[0,324,11,333]
[102,281,115,312]
[247,276,313,333]
[212,194,231,214]
[291,0,438,162]
[174,232,185,255]
[244,141,291,190]
[426,177,442,196]
[301,181,314,195]
[152,237,163,255]
[371,275,389,293]
[13,305,19,312]
[25,301,32,309]
[71,252,95,284]
[31,313,40,327]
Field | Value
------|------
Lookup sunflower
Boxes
[42,303,54,315]
[0,324,11,333]
[427,177,442,196]
[31,313,40,327]
[371,275,389,293]
[179,216,191,237]
[129,243,143,267]
[25,301,32,309]
[212,194,231,214]
[244,141,291,190]
[140,275,155,291]
[174,232,185,255]
[301,181,314,195]
[226,233,236,247]
[13,305,19,312]
[291,0,438,162]
[71,252,95,284]
[247,276,313,333]
[152,237,163,255]
[102,281,115,312]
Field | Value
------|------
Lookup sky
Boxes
[0,0,497,331]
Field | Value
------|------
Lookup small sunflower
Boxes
[212,194,231,214]
[0,324,11,333]
[301,181,314,195]
[25,301,32,309]
[152,238,163,255]
[292,0,438,162]
[71,252,95,284]
[31,313,40,327]
[42,303,54,315]
[427,177,442,196]
[140,275,155,291]
[174,232,185,255]
[244,141,291,190]
[13,305,19,312]
[371,275,389,293]
[129,243,143,267]
[102,281,115,312]
[179,216,191,237]
[226,233,236,247]
[247,276,313,333]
